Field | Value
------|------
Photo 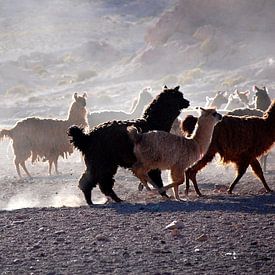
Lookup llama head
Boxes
[73,92,87,107]
[253,86,269,95]
[196,107,222,127]
[209,91,228,108]
[146,85,189,111]
[139,87,153,102]
[234,89,250,105]
[180,115,198,137]
[142,85,190,131]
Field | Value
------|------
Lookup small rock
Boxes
[164,220,184,230]
[95,234,110,242]
[171,228,181,237]
[196,234,208,242]
[12,220,25,225]
[54,230,65,235]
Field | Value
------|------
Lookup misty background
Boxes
[1,0,275,126]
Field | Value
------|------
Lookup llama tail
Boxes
[67,125,90,153]
[0,129,13,140]
[127,126,142,144]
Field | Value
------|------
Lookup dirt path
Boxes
[0,141,274,274]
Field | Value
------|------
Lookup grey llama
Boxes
[0,92,88,177]
[88,87,153,128]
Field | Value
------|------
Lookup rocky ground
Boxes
[0,140,274,274]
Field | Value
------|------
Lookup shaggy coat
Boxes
[0,93,88,177]
[181,107,270,172]
[185,100,275,196]
[68,86,190,205]
[88,88,153,128]
[128,108,222,200]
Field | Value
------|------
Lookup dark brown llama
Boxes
[185,100,275,196]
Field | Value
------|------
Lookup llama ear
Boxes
[174,86,180,91]
[244,90,250,96]
[195,106,200,113]
[233,89,239,95]
[200,107,206,112]
[74,92,78,101]
[83,92,87,98]
[163,85,168,90]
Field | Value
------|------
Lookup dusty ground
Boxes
[0,140,274,274]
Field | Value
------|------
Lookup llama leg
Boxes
[20,161,32,178]
[147,169,169,198]
[263,154,267,173]
[227,162,249,194]
[250,159,273,192]
[54,157,59,175]
[185,149,216,196]
[170,168,185,201]
[79,171,96,205]
[98,179,123,203]
[132,164,152,191]
[98,167,122,203]
[13,144,31,178]
[14,159,22,178]
[48,160,53,176]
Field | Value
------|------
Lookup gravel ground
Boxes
[0,141,274,274]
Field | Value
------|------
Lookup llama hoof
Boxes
[160,194,171,200]
[138,183,144,191]
[174,196,187,202]
[163,193,170,199]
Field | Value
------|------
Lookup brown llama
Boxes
[185,100,275,196]
[128,108,222,200]
[0,92,88,177]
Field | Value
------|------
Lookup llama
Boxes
[251,86,272,111]
[234,89,250,106]
[181,107,270,172]
[185,100,275,196]
[128,108,222,200]
[205,91,228,109]
[0,92,88,177]
[68,86,190,205]
[88,87,153,128]
[224,93,246,110]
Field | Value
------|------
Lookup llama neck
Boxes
[145,110,181,132]
[131,96,146,117]
[192,121,216,155]
[68,103,87,126]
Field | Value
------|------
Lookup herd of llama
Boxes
[0,84,274,205]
